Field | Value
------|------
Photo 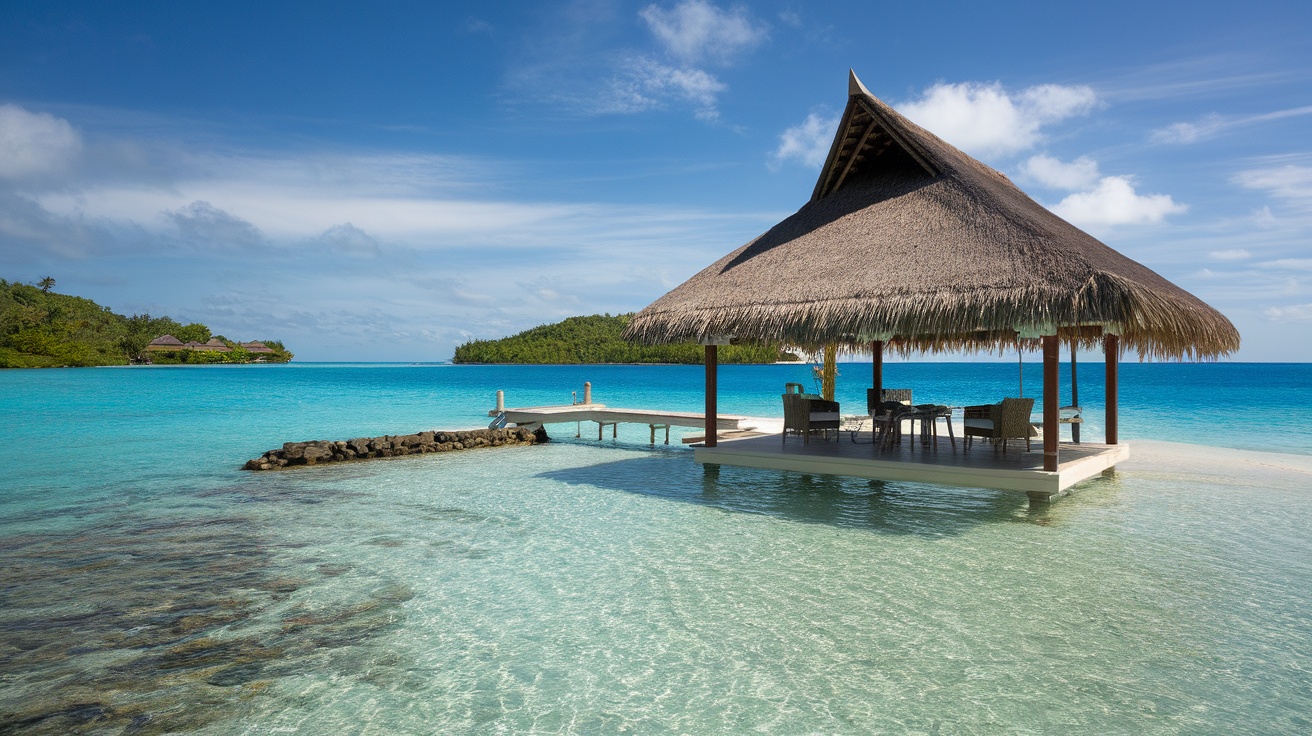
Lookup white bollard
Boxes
[583,382,592,405]
[495,390,504,412]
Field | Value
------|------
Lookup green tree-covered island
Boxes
[453,314,799,364]
[0,278,292,368]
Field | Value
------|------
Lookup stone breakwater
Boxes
[243,427,543,471]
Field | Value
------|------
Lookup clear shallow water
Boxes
[1,363,1310,733]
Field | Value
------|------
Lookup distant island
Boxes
[453,314,798,364]
[0,278,292,368]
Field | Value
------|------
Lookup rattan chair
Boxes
[962,397,1035,454]
[783,386,840,445]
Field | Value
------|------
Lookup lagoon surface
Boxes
[2,363,1311,733]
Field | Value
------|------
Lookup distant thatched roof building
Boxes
[239,341,275,354]
[626,71,1238,360]
[145,334,185,352]
[201,338,232,353]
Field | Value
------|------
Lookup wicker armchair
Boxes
[783,389,841,445]
[867,388,912,413]
[962,397,1035,454]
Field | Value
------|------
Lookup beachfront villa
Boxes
[625,71,1240,502]
[144,335,276,354]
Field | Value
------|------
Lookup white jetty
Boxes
[489,386,749,444]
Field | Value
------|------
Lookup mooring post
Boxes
[495,390,505,413]
[584,381,592,405]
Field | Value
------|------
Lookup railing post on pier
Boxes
[584,381,592,405]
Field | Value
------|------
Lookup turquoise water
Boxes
[1,363,1311,733]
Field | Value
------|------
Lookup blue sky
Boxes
[2,0,1310,361]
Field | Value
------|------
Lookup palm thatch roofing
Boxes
[625,71,1239,360]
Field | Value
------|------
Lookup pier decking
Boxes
[497,404,749,442]
[694,432,1128,500]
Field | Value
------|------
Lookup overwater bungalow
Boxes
[625,71,1239,502]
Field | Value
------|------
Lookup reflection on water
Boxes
[1,438,1311,734]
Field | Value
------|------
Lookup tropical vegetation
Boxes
[0,278,292,368]
[453,314,798,364]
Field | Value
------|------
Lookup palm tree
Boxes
[38,277,55,293]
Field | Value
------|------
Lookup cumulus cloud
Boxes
[898,82,1097,158]
[773,111,840,168]
[1209,248,1252,261]
[311,223,382,258]
[0,104,83,179]
[166,200,265,248]
[1265,304,1312,322]
[1050,176,1187,227]
[639,0,767,64]
[1020,154,1101,190]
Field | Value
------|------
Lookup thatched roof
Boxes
[625,71,1239,359]
[149,334,184,346]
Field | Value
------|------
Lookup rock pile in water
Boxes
[243,427,542,471]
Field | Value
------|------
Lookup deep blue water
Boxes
[1,362,1310,734]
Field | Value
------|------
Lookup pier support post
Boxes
[584,381,592,405]
[495,390,505,413]
[871,340,883,406]
[1069,337,1080,444]
[1043,335,1059,472]
[704,345,718,447]
[1105,334,1119,445]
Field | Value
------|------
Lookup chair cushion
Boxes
[809,412,840,422]
[963,418,994,430]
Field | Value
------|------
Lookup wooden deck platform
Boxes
[498,404,748,443]
[694,432,1128,500]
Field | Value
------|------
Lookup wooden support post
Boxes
[821,344,837,401]
[872,340,883,406]
[1105,334,1119,445]
[1043,335,1059,472]
[704,345,718,448]
[1070,338,1080,444]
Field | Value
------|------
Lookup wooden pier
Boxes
[492,403,750,443]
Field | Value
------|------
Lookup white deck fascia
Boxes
[693,436,1129,497]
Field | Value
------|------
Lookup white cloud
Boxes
[639,0,767,64]
[1153,105,1312,144]
[1265,304,1312,322]
[166,200,265,248]
[609,56,726,119]
[1051,176,1187,226]
[1234,165,1312,208]
[1021,154,1101,190]
[1209,249,1252,261]
[0,104,83,179]
[898,82,1097,157]
[311,223,382,258]
[773,111,840,168]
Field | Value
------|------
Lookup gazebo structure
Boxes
[625,71,1239,499]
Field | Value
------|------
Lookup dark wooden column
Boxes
[1070,337,1080,444]
[871,340,883,406]
[1105,334,1119,445]
[1043,335,1059,472]
[704,345,718,447]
